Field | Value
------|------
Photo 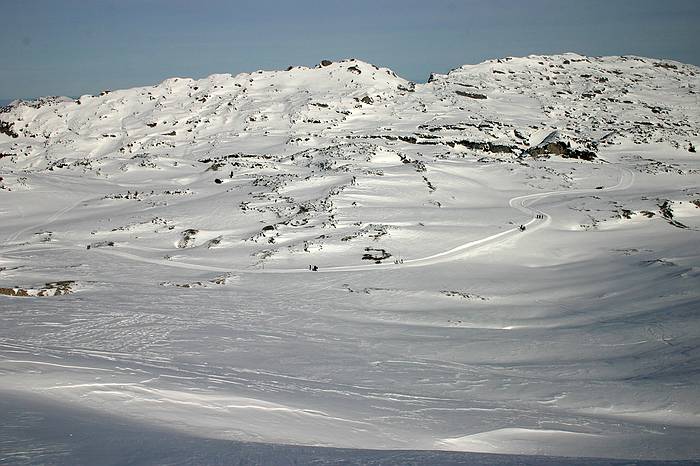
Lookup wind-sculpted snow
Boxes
[1,55,699,463]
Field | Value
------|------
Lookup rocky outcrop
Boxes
[0,281,75,297]
[455,90,487,99]
[362,248,391,263]
[0,121,19,138]
[177,229,199,248]
[526,131,596,161]
[447,140,516,154]
[526,141,596,161]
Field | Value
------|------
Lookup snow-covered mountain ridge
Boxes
[1,54,699,461]
[1,54,697,170]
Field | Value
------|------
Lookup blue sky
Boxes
[1,0,699,101]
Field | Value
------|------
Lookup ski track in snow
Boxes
[4,197,85,244]
[82,166,635,274]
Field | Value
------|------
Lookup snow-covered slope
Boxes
[1,54,699,462]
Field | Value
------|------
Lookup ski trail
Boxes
[94,248,235,273]
[4,197,86,244]
[88,166,635,275]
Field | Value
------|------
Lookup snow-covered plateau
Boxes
[1,53,699,463]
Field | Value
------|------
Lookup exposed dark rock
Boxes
[86,241,114,250]
[526,141,596,161]
[654,62,678,70]
[529,141,596,160]
[659,200,689,229]
[206,236,223,248]
[514,129,527,141]
[347,66,361,74]
[441,290,487,300]
[619,209,633,219]
[362,248,391,263]
[320,60,333,67]
[0,280,75,297]
[455,90,487,99]
[447,140,516,154]
[177,229,199,248]
[659,200,674,219]
[0,121,19,138]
